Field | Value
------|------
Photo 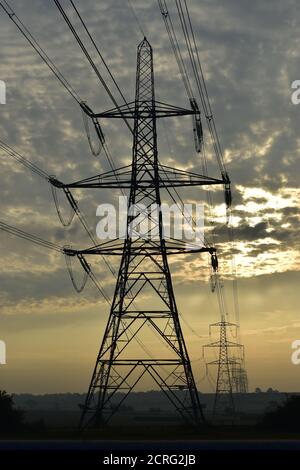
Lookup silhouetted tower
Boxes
[203,315,244,417]
[55,38,226,430]
[231,360,248,394]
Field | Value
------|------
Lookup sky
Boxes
[0,0,299,394]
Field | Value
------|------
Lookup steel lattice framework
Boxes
[203,316,245,418]
[56,38,227,430]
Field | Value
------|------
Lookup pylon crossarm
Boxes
[90,100,197,119]
[159,164,224,184]
[207,358,241,366]
[59,165,132,189]
[51,165,224,189]
[102,359,186,365]
[204,340,243,349]
[64,243,215,257]
[209,320,239,328]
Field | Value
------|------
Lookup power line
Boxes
[175,0,227,177]
[0,140,49,180]
[0,218,112,302]
[70,0,131,109]
[157,0,194,100]
[0,139,117,298]
[127,0,146,38]
[0,220,62,252]
[1,0,130,178]
[0,139,140,317]
[53,0,133,134]
[0,0,82,104]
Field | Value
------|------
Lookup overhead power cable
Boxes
[127,0,146,38]
[53,0,133,134]
[0,139,118,291]
[155,2,213,247]
[157,0,243,356]
[1,0,132,166]
[0,0,127,172]
[0,140,49,181]
[0,220,62,252]
[175,0,227,177]
[70,0,131,110]
[157,0,194,100]
[0,0,82,104]
[158,0,229,183]
[0,219,111,301]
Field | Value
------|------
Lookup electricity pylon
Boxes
[203,315,245,418]
[231,360,248,394]
[53,38,227,430]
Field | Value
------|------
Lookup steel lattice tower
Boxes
[231,361,248,394]
[56,38,226,430]
[203,315,244,418]
[81,38,203,429]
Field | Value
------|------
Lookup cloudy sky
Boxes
[0,0,299,394]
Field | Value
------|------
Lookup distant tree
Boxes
[260,394,300,431]
[0,390,24,433]
[255,387,262,393]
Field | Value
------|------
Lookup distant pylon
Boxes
[231,359,248,394]
[203,315,244,418]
